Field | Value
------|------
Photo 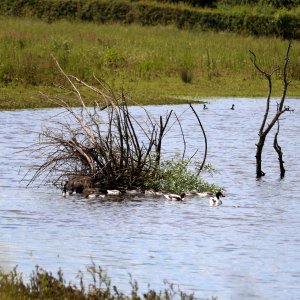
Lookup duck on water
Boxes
[164,193,186,201]
[210,191,225,206]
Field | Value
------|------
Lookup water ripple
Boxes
[1,99,300,299]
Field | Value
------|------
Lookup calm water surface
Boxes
[0,98,300,299]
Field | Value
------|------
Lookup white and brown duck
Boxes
[210,191,225,206]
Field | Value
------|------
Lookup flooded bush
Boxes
[27,59,219,196]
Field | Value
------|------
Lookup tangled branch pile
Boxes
[28,59,217,195]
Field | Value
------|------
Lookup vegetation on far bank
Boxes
[0,0,299,39]
[0,17,299,110]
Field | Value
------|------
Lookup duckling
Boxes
[83,188,100,199]
[62,189,70,197]
[85,192,106,199]
[62,182,70,197]
[210,191,225,206]
[164,193,186,201]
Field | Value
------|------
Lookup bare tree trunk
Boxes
[250,41,292,178]
[273,120,285,178]
[255,135,266,177]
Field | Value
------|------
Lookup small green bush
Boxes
[151,157,220,194]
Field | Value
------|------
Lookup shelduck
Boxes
[62,183,71,197]
[210,191,225,206]
[107,189,122,196]
[164,193,186,201]
[62,189,70,197]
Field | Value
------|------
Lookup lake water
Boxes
[0,98,300,299]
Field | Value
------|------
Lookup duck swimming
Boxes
[231,104,235,110]
[210,191,225,206]
[62,189,70,197]
[203,104,208,110]
[164,193,186,201]
[107,189,122,196]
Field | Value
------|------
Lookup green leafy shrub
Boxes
[151,157,220,194]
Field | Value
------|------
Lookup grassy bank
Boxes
[0,17,299,109]
[0,265,205,300]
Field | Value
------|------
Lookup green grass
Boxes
[0,17,299,109]
[0,263,218,300]
[0,264,207,300]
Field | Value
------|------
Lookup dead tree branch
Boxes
[189,104,207,175]
[250,41,292,178]
[273,120,285,178]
